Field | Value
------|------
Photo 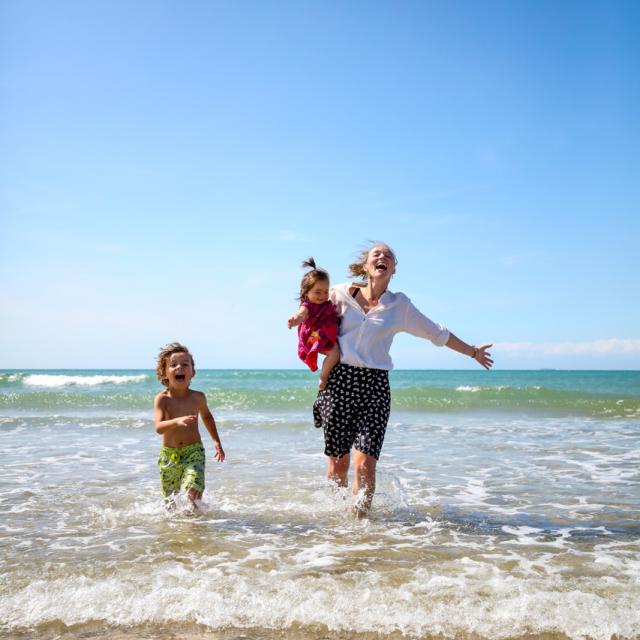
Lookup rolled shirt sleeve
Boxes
[330,284,449,369]
[403,296,450,346]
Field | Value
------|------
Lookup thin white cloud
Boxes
[242,270,296,287]
[272,230,307,242]
[498,251,544,267]
[496,338,640,356]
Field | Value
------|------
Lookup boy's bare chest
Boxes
[164,395,199,418]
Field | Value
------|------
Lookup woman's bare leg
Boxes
[326,453,350,487]
[351,450,377,518]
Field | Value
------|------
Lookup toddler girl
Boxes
[288,258,340,389]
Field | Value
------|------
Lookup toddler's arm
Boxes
[288,305,309,329]
[198,393,225,462]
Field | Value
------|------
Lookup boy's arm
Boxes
[198,392,225,462]
[288,305,309,329]
[154,394,197,434]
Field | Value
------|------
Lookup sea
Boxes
[1,369,639,640]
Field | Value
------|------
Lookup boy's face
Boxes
[165,352,195,389]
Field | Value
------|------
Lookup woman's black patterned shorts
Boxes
[313,363,391,460]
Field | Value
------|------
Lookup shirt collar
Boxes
[342,282,394,311]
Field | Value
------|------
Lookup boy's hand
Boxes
[214,443,225,462]
[176,414,198,428]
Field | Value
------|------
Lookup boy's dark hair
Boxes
[298,257,330,301]
[156,342,195,387]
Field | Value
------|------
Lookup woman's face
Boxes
[364,245,396,280]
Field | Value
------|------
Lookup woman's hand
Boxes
[445,334,494,370]
[473,343,494,370]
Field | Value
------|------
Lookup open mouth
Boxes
[175,374,186,381]
[375,262,388,272]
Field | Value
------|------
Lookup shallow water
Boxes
[1,370,639,639]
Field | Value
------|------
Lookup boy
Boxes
[154,342,225,512]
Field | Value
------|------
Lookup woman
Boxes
[313,243,493,517]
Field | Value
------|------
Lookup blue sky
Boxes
[1,0,638,369]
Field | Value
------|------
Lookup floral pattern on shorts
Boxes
[313,363,391,460]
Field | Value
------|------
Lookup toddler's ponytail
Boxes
[298,257,329,301]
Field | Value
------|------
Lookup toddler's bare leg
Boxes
[319,343,340,389]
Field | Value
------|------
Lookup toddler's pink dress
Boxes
[297,300,339,372]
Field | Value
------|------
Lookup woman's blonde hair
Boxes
[348,241,397,280]
[156,342,195,387]
[298,257,330,301]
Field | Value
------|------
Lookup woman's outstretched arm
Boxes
[446,333,494,370]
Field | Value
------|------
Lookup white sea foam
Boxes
[453,478,491,507]
[456,385,482,392]
[23,374,148,387]
[1,567,639,640]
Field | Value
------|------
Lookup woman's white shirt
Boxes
[330,282,450,370]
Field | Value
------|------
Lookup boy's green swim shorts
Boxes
[158,442,205,498]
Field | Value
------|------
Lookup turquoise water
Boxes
[1,369,639,639]
[1,369,639,416]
